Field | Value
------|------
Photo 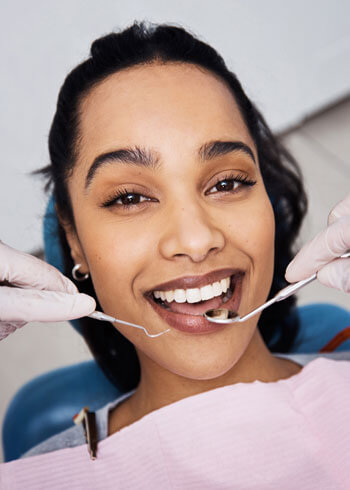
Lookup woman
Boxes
[1,22,350,488]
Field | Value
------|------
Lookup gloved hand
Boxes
[0,240,96,341]
[285,194,350,293]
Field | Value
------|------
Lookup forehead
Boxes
[77,62,254,165]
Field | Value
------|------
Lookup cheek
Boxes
[223,194,275,303]
[225,194,275,259]
[247,203,275,268]
[243,197,276,303]
[80,224,155,313]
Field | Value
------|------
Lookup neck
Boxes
[127,330,300,421]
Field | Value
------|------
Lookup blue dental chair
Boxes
[2,196,350,462]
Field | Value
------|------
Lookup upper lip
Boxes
[146,268,245,293]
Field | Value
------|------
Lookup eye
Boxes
[206,173,257,195]
[101,188,155,209]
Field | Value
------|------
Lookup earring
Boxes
[72,263,90,281]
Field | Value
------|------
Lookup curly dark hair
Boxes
[34,21,307,393]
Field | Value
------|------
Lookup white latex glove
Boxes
[285,194,350,293]
[0,241,96,341]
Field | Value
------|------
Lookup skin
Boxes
[60,62,302,435]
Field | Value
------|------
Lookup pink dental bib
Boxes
[1,357,350,489]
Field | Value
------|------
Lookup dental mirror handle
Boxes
[206,250,350,324]
[274,250,350,302]
[238,275,319,322]
[240,250,350,322]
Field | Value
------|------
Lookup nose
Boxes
[158,199,225,263]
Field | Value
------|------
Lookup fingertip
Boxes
[285,260,309,283]
[78,293,96,313]
[284,261,296,283]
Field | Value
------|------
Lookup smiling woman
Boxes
[33,22,307,433]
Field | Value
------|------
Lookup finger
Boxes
[0,287,96,322]
[317,258,350,293]
[328,193,350,225]
[0,240,77,294]
[285,216,350,282]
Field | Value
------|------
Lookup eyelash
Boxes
[101,173,257,209]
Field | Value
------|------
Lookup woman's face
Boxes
[65,63,275,380]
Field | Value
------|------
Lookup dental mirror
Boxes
[89,251,349,335]
[205,250,350,325]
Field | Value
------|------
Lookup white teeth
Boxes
[200,284,214,301]
[186,288,202,303]
[212,282,222,297]
[165,290,175,302]
[220,278,229,293]
[153,275,232,304]
[174,289,186,303]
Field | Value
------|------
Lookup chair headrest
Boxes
[43,194,82,335]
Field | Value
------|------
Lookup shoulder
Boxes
[20,424,85,459]
[20,389,136,459]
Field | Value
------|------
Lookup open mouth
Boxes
[145,273,243,317]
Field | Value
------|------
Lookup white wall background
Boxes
[0,0,349,253]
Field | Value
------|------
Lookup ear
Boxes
[55,205,89,273]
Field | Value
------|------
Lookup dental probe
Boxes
[204,251,350,325]
[87,310,171,338]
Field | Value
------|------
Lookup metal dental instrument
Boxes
[87,251,349,336]
[87,310,171,338]
[204,251,350,325]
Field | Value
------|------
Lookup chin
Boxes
[158,347,245,381]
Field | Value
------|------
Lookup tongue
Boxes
[164,293,226,315]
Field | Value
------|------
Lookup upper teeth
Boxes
[153,276,231,304]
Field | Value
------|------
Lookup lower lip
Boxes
[146,275,244,334]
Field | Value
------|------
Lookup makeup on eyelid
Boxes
[100,172,257,209]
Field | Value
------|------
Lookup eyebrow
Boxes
[84,140,256,191]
